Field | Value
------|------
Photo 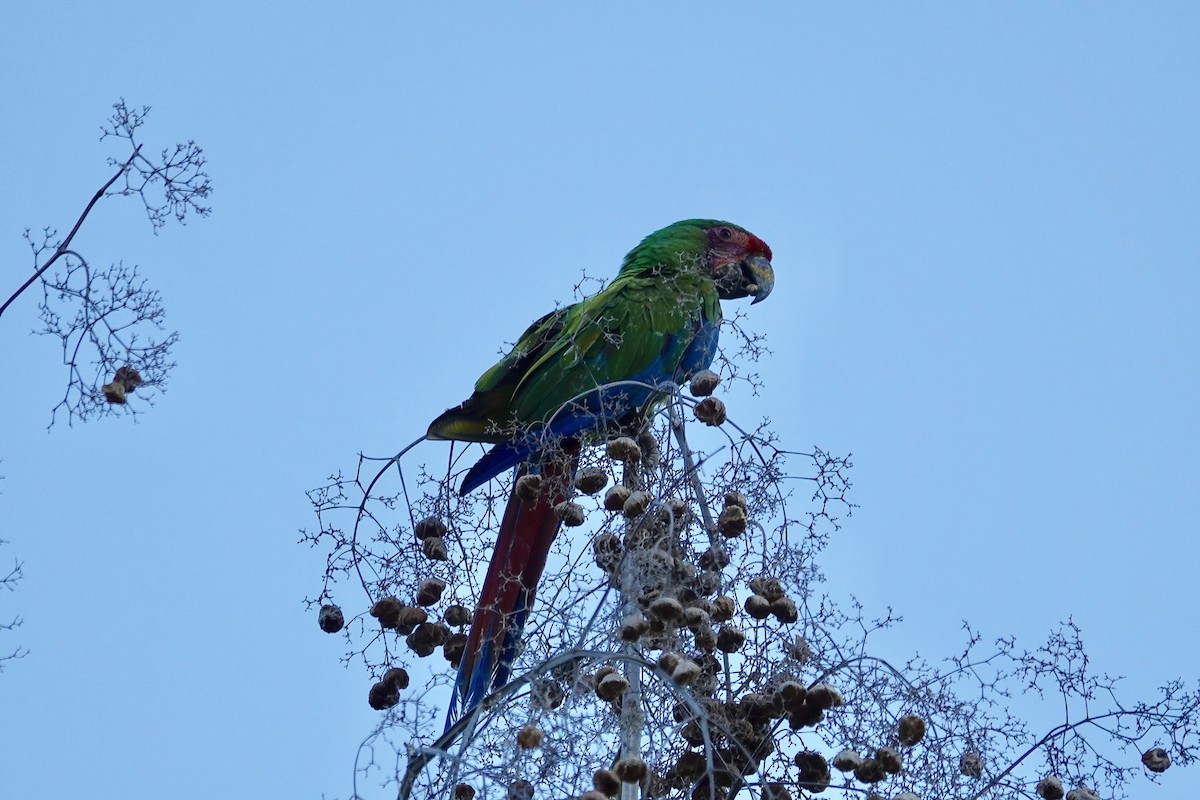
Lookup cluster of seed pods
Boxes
[315,369,1175,799]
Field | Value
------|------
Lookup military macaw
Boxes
[427,219,774,723]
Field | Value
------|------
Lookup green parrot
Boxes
[428,219,774,722]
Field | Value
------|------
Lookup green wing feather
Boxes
[427,220,729,443]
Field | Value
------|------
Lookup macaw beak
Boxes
[713,253,775,303]
[742,254,774,304]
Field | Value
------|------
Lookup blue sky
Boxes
[1,3,1197,798]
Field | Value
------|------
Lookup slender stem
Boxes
[618,450,644,800]
[0,146,140,320]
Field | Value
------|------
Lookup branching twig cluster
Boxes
[2,98,211,426]
[303,329,1195,800]
[0,538,28,672]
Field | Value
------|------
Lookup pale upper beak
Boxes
[741,254,774,304]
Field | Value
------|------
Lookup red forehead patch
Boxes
[747,233,773,261]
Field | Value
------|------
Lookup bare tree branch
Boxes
[0,538,28,673]
[303,305,1194,800]
[3,99,211,427]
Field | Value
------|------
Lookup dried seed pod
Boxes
[762,783,791,800]
[593,532,623,566]
[368,680,399,710]
[416,578,446,606]
[623,490,652,518]
[369,597,403,628]
[406,623,449,656]
[395,605,428,634]
[444,604,472,626]
[807,683,843,710]
[698,547,729,571]
[831,749,863,772]
[606,436,642,462]
[593,769,621,797]
[317,604,344,633]
[596,672,630,701]
[745,594,772,619]
[738,692,774,723]
[682,592,708,611]
[959,751,983,778]
[1065,789,1098,800]
[694,396,727,426]
[508,779,534,800]
[421,536,448,560]
[414,517,446,540]
[665,495,691,520]
[517,724,544,749]
[680,720,705,746]
[115,365,143,391]
[603,485,631,511]
[515,474,542,501]
[1142,747,1171,772]
[689,369,720,396]
[693,624,717,652]
[898,714,926,746]
[682,606,710,629]
[453,784,475,800]
[770,597,798,623]
[649,595,684,622]
[778,680,806,704]
[748,576,785,601]
[716,626,746,653]
[711,595,735,622]
[443,633,467,666]
[693,570,720,596]
[723,490,747,510]
[554,500,586,527]
[875,747,902,774]
[614,757,648,783]
[794,751,831,792]
[672,658,701,684]
[657,652,680,674]
[414,621,451,646]
[102,380,127,404]
[592,665,617,685]
[717,504,747,537]
[579,792,608,800]
[672,751,707,782]
[1036,777,1064,800]
[788,701,824,729]
[619,613,649,642]
[574,467,609,495]
[381,667,410,690]
[853,758,886,784]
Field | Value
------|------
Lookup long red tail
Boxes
[448,441,579,724]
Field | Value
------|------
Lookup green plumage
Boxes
[433,218,774,721]
[428,219,732,443]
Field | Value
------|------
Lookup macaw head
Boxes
[623,219,775,304]
[701,221,775,305]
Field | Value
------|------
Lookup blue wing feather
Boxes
[457,319,720,494]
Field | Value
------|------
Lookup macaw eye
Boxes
[717,227,733,240]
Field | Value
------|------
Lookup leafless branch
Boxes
[0,538,28,673]
[2,98,211,427]
[303,364,1196,800]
